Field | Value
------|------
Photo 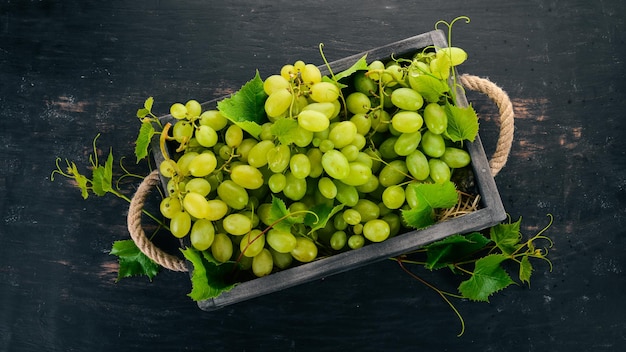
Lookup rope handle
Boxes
[126,75,514,271]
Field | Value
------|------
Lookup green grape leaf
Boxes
[144,96,154,111]
[409,74,449,103]
[304,203,344,234]
[181,247,236,301]
[519,255,533,286]
[267,195,303,232]
[490,217,522,255]
[110,239,160,281]
[424,232,491,270]
[67,161,90,199]
[134,121,155,162]
[332,54,369,82]
[458,254,515,302]
[270,118,300,146]
[402,181,459,229]
[91,149,114,196]
[217,70,268,139]
[444,101,479,142]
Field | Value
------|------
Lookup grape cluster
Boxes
[158,49,472,278]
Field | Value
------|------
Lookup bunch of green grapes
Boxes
[157,49,472,278]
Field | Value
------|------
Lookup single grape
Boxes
[170,211,191,238]
[367,60,385,81]
[267,144,291,173]
[222,213,253,236]
[211,233,233,263]
[268,173,287,193]
[363,219,391,242]
[230,164,264,190]
[263,74,291,95]
[289,153,311,179]
[391,111,423,134]
[423,103,447,135]
[290,237,318,263]
[270,248,293,269]
[225,124,244,148]
[160,196,182,219]
[169,102,187,119]
[188,152,218,177]
[321,149,350,180]
[159,159,178,178]
[328,121,357,149]
[309,82,340,103]
[421,130,446,158]
[340,162,372,186]
[382,185,406,209]
[330,231,347,250]
[301,64,322,85]
[440,147,471,168]
[378,159,408,187]
[252,249,274,277]
[185,100,202,118]
[394,131,422,156]
[240,230,265,258]
[265,89,293,118]
[182,192,210,219]
[247,140,275,168]
[428,158,451,184]
[436,47,468,66]
[175,151,198,176]
[334,180,359,207]
[318,177,337,199]
[406,149,430,180]
[350,113,371,135]
[195,125,218,148]
[343,209,361,225]
[352,199,380,222]
[306,148,324,178]
[217,180,249,210]
[266,229,297,253]
[190,219,215,251]
[172,120,194,143]
[347,234,365,249]
[204,199,229,221]
[298,109,329,132]
[302,102,336,119]
[283,171,307,201]
[353,70,377,95]
[390,87,424,111]
[185,177,212,197]
[199,110,228,131]
[346,91,371,114]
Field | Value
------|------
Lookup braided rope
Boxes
[460,74,515,177]
[127,75,514,271]
[127,169,188,272]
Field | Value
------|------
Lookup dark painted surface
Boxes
[1,1,625,351]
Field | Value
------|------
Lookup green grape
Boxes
[428,158,451,184]
[270,248,293,269]
[247,140,275,168]
[353,70,378,95]
[252,249,274,277]
[190,219,215,251]
[330,230,347,250]
[383,213,402,237]
[382,185,406,209]
[263,74,290,95]
[384,63,404,82]
[394,131,422,156]
[280,64,296,80]
[160,196,182,219]
[430,56,451,80]
[334,180,359,207]
[268,173,287,193]
[267,144,291,173]
[318,139,334,153]
[363,219,391,242]
[301,64,322,85]
[421,130,446,158]
[199,110,228,131]
[346,92,371,114]
[309,82,340,103]
[176,151,198,176]
[347,234,365,249]
[266,229,297,253]
[303,102,336,119]
[350,133,367,150]
[185,99,202,118]
[204,199,229,221]
[185,177,212,197]
[354,151,373,168]
[159,159,178,178]
[352,199,380,222]
[321,149,350,180]
[291,125,314,148]
[352,223,364,235]
[222,213,253,236]
[172,120,194,143]
[225,124,243,148]
[318,177,337,199]
[378,159,408,187]
[367,60,385,80]
[342,209,361,225]
[333,211,348,230]
[170,211,191,238]
[341,145,360,162]
[240,230,265,258]
[440,147,471,168]
[364,148,383,173]
[211,233,233,263]
[298,109,329,133]
[195,125,218,148]
[182,192,210,219]
[436,47,468,66]
[423,103,447,135]
[391,111,423,134]
[169,102,187,119]
[188,152,218,177]
[217,180,249,210]
[329,121,357,149]
[355,174,379,194]
[236,138,257,163]
[265,89,293,118]
[259,122,275,141]
[217,144,232,161]
[306,148,324,178]
[283,171,307,201]
[290,153,311,179]
[290,237,318,263]
[390,87,424,111]
[341,162,372,186]
[370,109,391,133]
[378,137,399,160]
[350,113,371,135]
[406,149,430,180]
[230,164,264,189]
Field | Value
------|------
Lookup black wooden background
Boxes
[1,1,625,351]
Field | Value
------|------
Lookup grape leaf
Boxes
[424,232,491,270]
[444,101,479,142]
[217,70,268,139]
[519,255,533,286]
[91,149,114,196]
[67,161,90,199]
[181,247,236,301]
[304,203,344,234]
[110,239,160,281]
[134,121,155,162]
[458,254,515,302]
[490,217,522,255]
[270,118,300,146]
[332,54,369,82]
[402,181,459,229]
[267,195,303,232]
[409,74,449,103]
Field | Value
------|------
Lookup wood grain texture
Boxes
[1,0,625,351]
